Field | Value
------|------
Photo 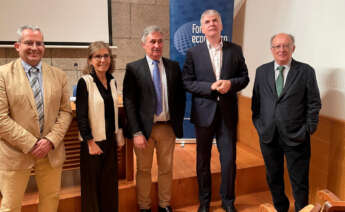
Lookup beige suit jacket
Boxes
[0,59,72,170]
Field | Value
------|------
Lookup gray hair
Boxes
[141,25,163,43]
[16,25,43,42]
[270,33,295,47]
[200,9,223,26]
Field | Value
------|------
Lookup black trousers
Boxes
[195,106,237,207]
[260,132,310,212]
[80,138,118,212]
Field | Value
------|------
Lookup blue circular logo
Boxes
[174,21,205,56]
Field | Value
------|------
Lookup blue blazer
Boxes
[182,41,249,134]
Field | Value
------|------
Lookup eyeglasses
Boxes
[92,54,110,60]
[22,40,44,47]
[271,44,291,50]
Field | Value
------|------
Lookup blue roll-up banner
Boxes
[170,1,234,138]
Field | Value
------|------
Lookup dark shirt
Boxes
[76,72,116,141]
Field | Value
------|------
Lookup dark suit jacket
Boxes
[182,41,249,131]
[252,59,321,146]
[123,57,186,139]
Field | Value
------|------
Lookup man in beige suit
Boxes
[0,25,72,212]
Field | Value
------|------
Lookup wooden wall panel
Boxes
[327,119,345,199]
[237,95,260,151]
[309,135,330,203]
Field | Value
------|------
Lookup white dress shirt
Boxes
[206,39,223,80]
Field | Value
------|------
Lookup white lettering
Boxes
[221,35,229,41]
[192,35,206,43]
[192,24,202,34]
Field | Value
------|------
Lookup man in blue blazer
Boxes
[123,25,186,212]
[252,33,321,212]
[182,9,249,212]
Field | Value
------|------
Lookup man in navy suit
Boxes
[252,33,321,212]
[123,25,185,212]
[182,9,249,212]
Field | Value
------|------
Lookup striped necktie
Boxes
[29,67,44,134]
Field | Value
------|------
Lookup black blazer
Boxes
[182,41,249,130]
[252,59,321,146]
[123,57,186,139]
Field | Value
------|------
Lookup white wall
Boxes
[241,0,345,120]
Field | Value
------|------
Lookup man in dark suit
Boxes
[123,25,186,212]
[182,9,249,212]
[252,33,321,212]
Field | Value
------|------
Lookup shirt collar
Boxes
[21,60,42,74]
[146,55,162,65]
[274,59,292,71]
[206,39,223,50]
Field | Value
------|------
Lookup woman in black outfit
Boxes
[76,41,123,212]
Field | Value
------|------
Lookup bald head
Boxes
[270,33,294,47]
[270,33,295,65]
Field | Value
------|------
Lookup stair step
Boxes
[175,191,273,212]
[12,143,268,212]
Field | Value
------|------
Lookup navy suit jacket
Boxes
[182,41,249,133]
[123,57,186,139]
[252,59,321,146]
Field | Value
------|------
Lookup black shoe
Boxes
[197,205,209,212]
[158,206,173,212]
[140,209,151,212]
[222,205,237,212]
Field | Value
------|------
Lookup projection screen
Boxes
[0,0,112,46]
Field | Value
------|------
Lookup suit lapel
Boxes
[280,59,298,97]
[141,58,155,97]
[162,58,172,99]
[15,59,38,112]
[201,43,217,81]
[267,62,277,98]
[41,62,51,126]
[220,42,231,79]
